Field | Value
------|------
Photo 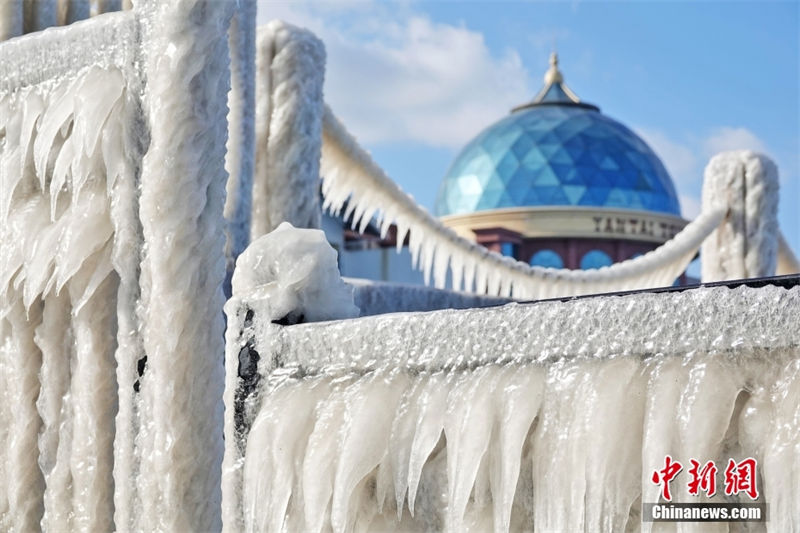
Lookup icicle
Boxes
[406,373,450,517]
[302,380,352,533]
[242,378,332,533]
[33,81,72,190]
[331,372,408,533]
[3,298,44,531]
[444,366,502,532]
[388,376,427,517]
[489,365,544,533]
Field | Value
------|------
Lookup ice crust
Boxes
[701,151,779,282]
[223,223,359,530]
[230,222,359,323]
[0,62,129,532]
[134,1,233,530]
[0,11,135,89]
[1,1,233,530]
[228,284,800,532]
[251,21,325,240]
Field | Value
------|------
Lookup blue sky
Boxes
[258,0,799,257]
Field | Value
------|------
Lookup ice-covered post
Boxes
[250,21,326,240]
[701,150,779,281]
[223,0,256,294]
[134,0,233,530]
[221,223,359,531]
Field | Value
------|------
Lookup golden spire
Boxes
[544,52,563,85]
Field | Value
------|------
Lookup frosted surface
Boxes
[251,21,325,240]
[231,222,359,323]
[701,151,779,282]
[0,11,134,90]
[1,0,234,530]
[223,223,359,530]
[0,61,129,531]
[227,284,800,532]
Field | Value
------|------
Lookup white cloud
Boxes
[703,127,769,159]
[256,1,533,148]
[635,127,699,189]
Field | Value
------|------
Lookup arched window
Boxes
[530,249,564,269]
[580,249,613,270]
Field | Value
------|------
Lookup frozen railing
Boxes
[222,245,800,532]
[0,0,131,42]
[0,1,240,530]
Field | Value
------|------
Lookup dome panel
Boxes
[435,104,681,216]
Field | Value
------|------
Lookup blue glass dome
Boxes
[434,56,681,217]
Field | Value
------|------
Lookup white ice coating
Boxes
[321,107,726,299]
[230,284,800,533]
[230,222,359,323]
[0,59,129,531]
[0,0,126,43]
[1,0,233,530]
[134,0,233,530]
[224,0,256,285]
[701,150,779,282]
[223,223,358,531]
[251,20,325,240]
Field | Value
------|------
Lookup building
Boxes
[330,53,690,284]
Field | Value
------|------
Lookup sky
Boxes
[256,0,800,259]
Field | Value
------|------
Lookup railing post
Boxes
[135,1,234,530]
[701,151,779,282]
[250,21,326,240]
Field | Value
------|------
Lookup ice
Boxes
[250,21,326,241]
[0,62,126,531]
[1,3,797,533]
[230,222,359,324]
[321,106,726,299]
[227,283,800,532]
[222,223,359,530]
[701,150,779,281]
[134,1,234,530]
[1,0,234,530]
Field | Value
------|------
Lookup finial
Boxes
[544,52,563,85]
